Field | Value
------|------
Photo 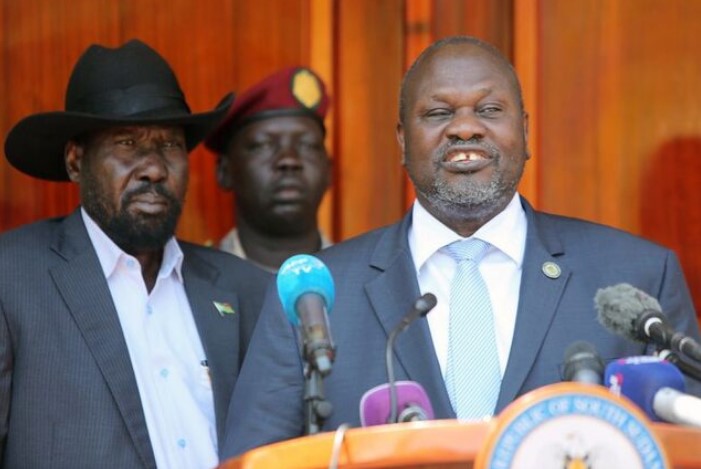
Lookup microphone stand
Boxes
[658,349,701,382]
[386,293,437,423]
[296,295,335,435]
[303,363,333,435]
[386,325,402,424]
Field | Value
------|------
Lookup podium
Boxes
[220,420,701,469]
[221,383,701,468]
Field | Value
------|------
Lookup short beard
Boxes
[83,182,182,253]
[424,166,519,219]
[409,143,524,222]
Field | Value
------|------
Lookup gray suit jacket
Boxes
[0,210,270,468]
[221,197,701,459]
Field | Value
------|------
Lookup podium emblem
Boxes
[475,383,669,469]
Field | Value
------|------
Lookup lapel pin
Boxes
[542,262,561,279]
[213,301,235,317]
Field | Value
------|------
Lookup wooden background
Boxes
[1,0,701,321]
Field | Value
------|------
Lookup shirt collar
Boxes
[81,207,184,283]
[408,192,527,272]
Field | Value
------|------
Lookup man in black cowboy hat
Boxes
[0,39,268,468]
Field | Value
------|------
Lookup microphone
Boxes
[605,356,701,428]
[562,341,605,385]
[359,293,437,426]
[277,254,336,376]
[359,381,434,426]
[656,349,701,382]
[594,283,701,363]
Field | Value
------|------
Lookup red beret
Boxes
[205,66,329,153]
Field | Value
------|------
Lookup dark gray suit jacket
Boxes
[0,210,270,468]
[221,197,701,460]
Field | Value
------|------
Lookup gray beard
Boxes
[414,163,522,222]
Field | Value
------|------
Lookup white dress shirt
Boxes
[82,209,217,469]
[407,193,528,378]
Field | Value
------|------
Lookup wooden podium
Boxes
[221,384,701,469]
[220,420,701,469]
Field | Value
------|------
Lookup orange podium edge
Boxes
[221,384,701,469]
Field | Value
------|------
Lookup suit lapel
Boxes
[48,211,156,469]
[180,247,241,442]
[496,200,570,410]
[364,214,456,418]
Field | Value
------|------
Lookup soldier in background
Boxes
[205,67,332,272]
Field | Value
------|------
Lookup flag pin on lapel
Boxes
[213,301,235,317]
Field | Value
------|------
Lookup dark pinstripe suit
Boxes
[221,197,701,460]
[0,210,269,468]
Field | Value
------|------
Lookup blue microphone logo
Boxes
[277,254,335,325]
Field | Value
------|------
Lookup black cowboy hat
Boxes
[4,39,232,181]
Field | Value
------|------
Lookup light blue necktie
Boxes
[444,238,502,420]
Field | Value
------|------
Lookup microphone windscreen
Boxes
[604,356,685,422]
[277,254,335,326]
[563,340,604,383]
[594,283,662,342]
[416,293,438,316]
[359,381,434,426]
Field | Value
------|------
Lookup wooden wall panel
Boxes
[535,0,701,316]
[334,0,405,240]
[1,0,700,321]
[432,0,513,57]
[0,0,121,230]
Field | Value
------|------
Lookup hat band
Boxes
[68,83,191,118]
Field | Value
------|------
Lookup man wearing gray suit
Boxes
[0,39,269,468]
[221,35,701,459]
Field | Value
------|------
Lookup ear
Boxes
[64,141,83,183]
[216,154,234,190]
[396,122,407,165]
[523,112,531,160]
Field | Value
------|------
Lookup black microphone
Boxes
[656,349,701,382]
[594,283,701,363]
[359,293,437,426]
[563,340,605,385]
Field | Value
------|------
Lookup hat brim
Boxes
[4,95,233,181]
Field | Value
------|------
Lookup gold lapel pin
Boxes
[542,262,561,279]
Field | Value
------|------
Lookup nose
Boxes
[135,148,168,182]
[445,109,486,142]
[275,143,303,172]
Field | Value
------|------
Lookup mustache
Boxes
[122,183,178,206]
[436,137,499,160]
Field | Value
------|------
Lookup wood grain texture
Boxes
[1,0,700,321]
[536,0,701,315]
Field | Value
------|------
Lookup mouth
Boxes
[273,180,307,202]
[127,193,170,214]
[442,147,493,172]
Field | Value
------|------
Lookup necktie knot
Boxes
[447,238,490,264]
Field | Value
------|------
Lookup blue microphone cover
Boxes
[604,356,685,422]
[277,254,335,326]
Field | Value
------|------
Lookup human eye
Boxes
[162,139,186,151]
[477,104,504,118]
[298,139,324,153]
[115,137,136,148]
[423,108,452,120]
[246,139,277,155]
